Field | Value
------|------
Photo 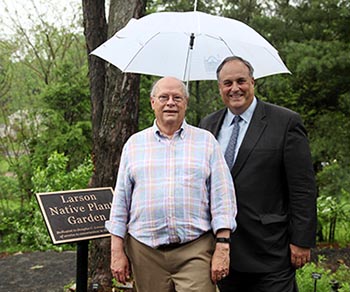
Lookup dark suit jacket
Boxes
[199,99,317,273]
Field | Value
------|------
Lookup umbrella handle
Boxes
[183,33,195,83]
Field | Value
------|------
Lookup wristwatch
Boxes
[216,237,231,244]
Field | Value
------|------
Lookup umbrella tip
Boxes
[194,0,197,11]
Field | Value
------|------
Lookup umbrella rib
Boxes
[123,32,161,72]
[217,36,236,56]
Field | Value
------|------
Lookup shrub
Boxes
[0,151,93,252]
[297,255,350,292]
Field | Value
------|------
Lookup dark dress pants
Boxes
[218,267,298,292]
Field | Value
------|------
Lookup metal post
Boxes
[330,279,340,292]
[76,240,89,292]
[312,272,322,292]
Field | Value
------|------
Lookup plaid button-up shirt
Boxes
[105,120,237,248]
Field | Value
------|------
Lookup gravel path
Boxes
[0,250,76,292]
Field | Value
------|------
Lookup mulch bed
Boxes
[311,244,350,272]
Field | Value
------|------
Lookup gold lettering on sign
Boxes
[87,202,112,211]
[49,205,86,216]
[60,193,97,203]
[67,214,107,225]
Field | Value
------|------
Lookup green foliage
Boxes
[147,0,218,14]
[0,1,93,254]
[296,258,332,291]
[316,161,350,244]
[138,75,156,130]
[317,194,350,244]
[0,175,20,213]
[0,109,41,202]
[310,112,350,167]
[32,151,93,193]
[186,80,222,126]
[296,255,350,292]
[0,44,11,98]
[0,61,91,201]
[30,62,91,170]
[285,40,350,111]
[257,40,350,127]
[317,161,350,198]
[43,62,90,122]
[112,278,134,292]
[0,156,9,173]
[332,264,350,292]
[0,200,58,252]
[0,151,93,252]
[0,11,91,215]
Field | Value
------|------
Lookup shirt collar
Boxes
[153,119,187,140]
[241,97,257,123]
[225,96,257,125]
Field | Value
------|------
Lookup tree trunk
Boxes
[82,0,107,175]
[82,0,146,291]
[329,216,337,243]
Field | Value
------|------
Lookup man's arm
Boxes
[110,235,130,285]
[208,137,237,283]
[285,114,316,268]
[286,114,317,246]
[211,229,230,283]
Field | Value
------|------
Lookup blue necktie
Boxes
[224,115,242,168]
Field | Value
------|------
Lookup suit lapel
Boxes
[232,100,267,177]
[209,109,227,138]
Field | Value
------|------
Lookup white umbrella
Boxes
[91,11,290,81]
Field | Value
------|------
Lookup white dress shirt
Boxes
[218,97,257,162]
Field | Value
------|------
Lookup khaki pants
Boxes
[125,233,216,292]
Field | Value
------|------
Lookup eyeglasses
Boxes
[155,95,185,104]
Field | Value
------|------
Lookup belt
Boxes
[157,242,184,250]
[156,231,212,251]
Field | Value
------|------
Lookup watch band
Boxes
[216,237,231,244]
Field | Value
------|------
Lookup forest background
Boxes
[0,0,349,291]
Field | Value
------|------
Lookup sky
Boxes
[0,0,83,39]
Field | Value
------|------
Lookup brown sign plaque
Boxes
[36,187,113,244]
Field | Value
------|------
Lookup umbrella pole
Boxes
[184,33,195,92]
[194,0,198,11]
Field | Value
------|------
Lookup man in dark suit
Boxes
[199,56,317,291]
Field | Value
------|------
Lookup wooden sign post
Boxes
[36,187,114,292]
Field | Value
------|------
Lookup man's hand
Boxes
[211,230,231,283]
[111,235,130,284]
[290,243,311,269]
[211,242,230,283]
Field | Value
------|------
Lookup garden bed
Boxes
[0,245,349,292]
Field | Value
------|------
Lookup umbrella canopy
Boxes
[91,11,290,81]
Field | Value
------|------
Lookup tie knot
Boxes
[231,115,241,125]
